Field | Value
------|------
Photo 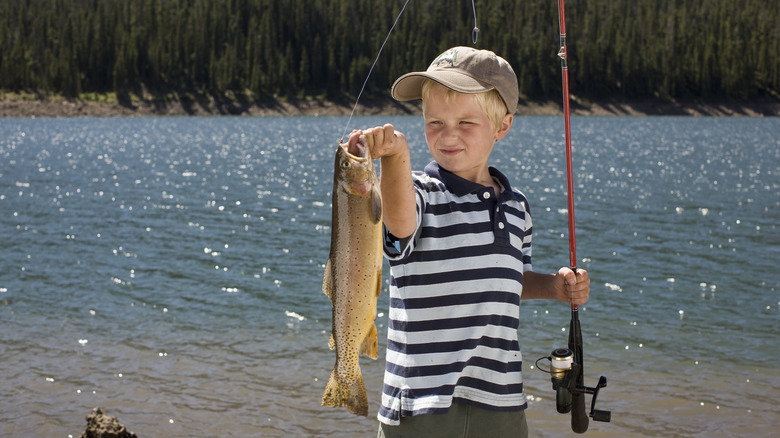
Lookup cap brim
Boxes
[391,71,495,102]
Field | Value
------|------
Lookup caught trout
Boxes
[321,134,383,416]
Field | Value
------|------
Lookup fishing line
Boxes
[471,0,479,44]
[341,0,411,142]
[341,0,480,141]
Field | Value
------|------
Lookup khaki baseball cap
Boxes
[391,46,519,114]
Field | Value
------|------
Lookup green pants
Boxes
[377,402,529,438]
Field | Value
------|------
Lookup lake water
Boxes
[1,115,778,437]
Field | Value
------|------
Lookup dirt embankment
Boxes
[1,93,778,118]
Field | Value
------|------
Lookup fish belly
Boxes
[321,191,382,416]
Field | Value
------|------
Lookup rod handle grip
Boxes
[571,392,589,433]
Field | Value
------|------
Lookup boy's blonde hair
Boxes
[421,79,508,132]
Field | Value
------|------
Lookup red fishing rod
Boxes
[556,0,589,431]
[558,0,576,273]
[542,0,611,433]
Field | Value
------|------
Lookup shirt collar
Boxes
[423,161,525,203]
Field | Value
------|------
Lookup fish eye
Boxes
[341,161,350,168]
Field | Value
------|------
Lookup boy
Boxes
[347,46,590,437]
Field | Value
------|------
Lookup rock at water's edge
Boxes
[79,407,137,438]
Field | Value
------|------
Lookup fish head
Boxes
[334,136,377,197]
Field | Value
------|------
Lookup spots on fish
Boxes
[321,141,382,416]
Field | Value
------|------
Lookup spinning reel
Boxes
[537,308,611,433]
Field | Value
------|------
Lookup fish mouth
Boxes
[342,136,370,162]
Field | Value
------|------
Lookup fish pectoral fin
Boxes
[371,186,382,223]
[360,323,378,360]
[328,333,336,351]
[322,258,333,300]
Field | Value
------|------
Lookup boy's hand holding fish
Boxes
[348,126,416,240]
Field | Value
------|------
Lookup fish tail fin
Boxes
[360,323,378,359]
[321,368,368,416]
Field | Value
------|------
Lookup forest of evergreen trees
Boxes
[1,0,778,103]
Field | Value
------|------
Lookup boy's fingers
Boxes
[576,270,590,288]
[559,267,577,286]
[570,268,589,285]
[362,129,376,150]
[383,123,396,140]
[346,130,360,148]
[571,270,590,304]
[361,127,382,152]
[357,124,406,159]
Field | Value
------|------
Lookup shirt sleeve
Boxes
[516,189,533,273]
[382,180,425,261]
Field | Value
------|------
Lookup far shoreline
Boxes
[1,93,779,118]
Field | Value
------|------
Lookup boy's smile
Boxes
[423,83,512,189]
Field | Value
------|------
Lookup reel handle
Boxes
[592,409,612,423]
[589,376,611,423]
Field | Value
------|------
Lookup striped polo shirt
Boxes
[378,161,533,426]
